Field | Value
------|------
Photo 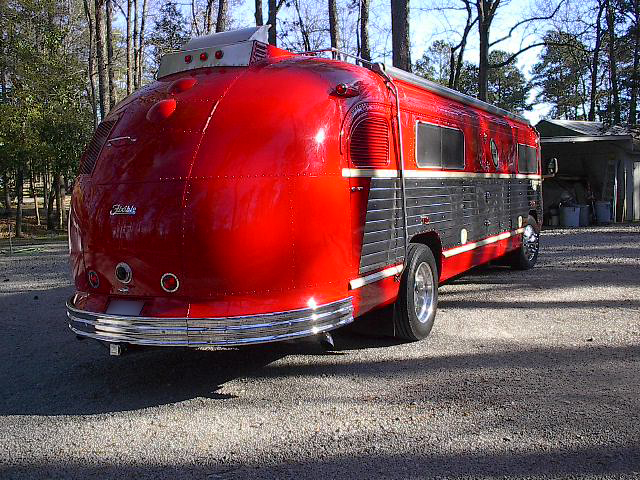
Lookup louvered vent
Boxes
[79,120,116,175]
[350,116,390,167]
[250,41,268,64]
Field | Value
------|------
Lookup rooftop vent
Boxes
[158,26,271,79]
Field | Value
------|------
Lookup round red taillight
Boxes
[200,52,208,61]
[146,98,177,122]
[88,271,99,289]
[335,83,348,95]
[185,54,192,63]
[215,50,224,59]
[161,273,179,293]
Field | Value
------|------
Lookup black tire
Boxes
[394,243,439,341]
[509,215,540,270]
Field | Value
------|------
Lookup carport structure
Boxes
[536,119,640,222]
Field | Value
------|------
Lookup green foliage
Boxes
[149,1,190,71]
[415,42,530,113]
[0,0,93,180]
[414,41,453,86]
[487,50,532,113]
[531,31,590,119]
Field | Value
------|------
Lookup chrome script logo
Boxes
[110,204,137,216]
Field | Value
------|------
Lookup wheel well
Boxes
[529,210,538,222]
[409,232,442,273]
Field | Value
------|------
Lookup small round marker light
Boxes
[88,271,100,289]
[200,52,208,61]
[161,273,179,293]
[215,50,224,59]
[184,54,192,63]
[335,83,348,95]
[115,262,132,284]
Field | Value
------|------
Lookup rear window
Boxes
[518,144,538,173]
[416,122,464,170]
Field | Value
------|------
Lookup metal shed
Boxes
[536,119,640,223]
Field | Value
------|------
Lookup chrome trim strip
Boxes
[349,264,404,290]
[442,228,525,258]
[342,168,542,180]
[67,296,354,347]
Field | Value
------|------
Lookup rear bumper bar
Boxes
[67,296,354,347]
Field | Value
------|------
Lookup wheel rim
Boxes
[413,262,435,323]
[523,224,539,262]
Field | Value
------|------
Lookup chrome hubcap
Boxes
[523,224,539,262]
[413,262,435,323]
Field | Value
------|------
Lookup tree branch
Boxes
[489,0,565,47]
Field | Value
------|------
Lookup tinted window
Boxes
[518,144,538,173]
[416,123,464,169]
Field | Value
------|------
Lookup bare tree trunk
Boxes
[589,1,604,121]
[268,0,277,45]
[30,169,40,226]
[630,0,640,124]
[255,0,263,25]
[205,0,214,33]
[360,0,370,61]
[58,174,66,230]
[2,172,10,216]
[133,0,139,89]
[477,5,491,102]
[94,0,107,119]
[137,0,147,87]
[47,185,56,230]
[82,0,97,127]
[328,0,340,50]
[449,0,475,90]
[216,0,228,32]
[42,168,49,222]
[293,0,311,51]
[54,175,62,230]
[15,168,23,237]
[106,0,116,108]
[126,0,132,95]
[606,0,620,124]
[391,0,411,71]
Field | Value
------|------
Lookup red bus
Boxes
[67,26,542,353]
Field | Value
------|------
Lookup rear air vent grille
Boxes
[250,41,268,64]
[350,116,390,167]
[79,119,117,175]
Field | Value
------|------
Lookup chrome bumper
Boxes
[66,296,354,347]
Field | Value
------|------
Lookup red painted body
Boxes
[69,45,540,330]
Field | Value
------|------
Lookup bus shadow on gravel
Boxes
[0,286,402,416]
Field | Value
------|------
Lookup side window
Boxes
[416,122,464,170]
[517,144,537,173]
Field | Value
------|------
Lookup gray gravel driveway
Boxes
[1,226,639,479]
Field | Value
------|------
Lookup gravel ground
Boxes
[0,225,639,479]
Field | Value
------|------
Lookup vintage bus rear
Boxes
[67,26,542,352]
[67,27,387,350]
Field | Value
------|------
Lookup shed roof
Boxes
[540,119,605,136]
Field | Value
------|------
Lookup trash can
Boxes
[595,201,612,224]
[560,205,581,228]
[578,204,591,226]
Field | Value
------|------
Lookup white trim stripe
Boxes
[349,264,404,290]
[342,168,541,180]
[442,228,525,258]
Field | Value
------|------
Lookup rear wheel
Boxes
[394,244,439,341]
[510,215,540,270]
